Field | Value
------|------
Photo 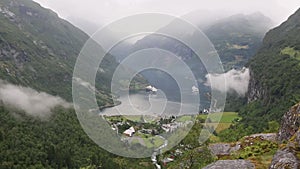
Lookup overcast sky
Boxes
[34,0,300,24]
[33,0,300,29]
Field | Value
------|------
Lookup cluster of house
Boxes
[121,122,186,137]
[162,120,193,133]
[161,123,180,133]
[123,126,161,137]
[120,117,193,137]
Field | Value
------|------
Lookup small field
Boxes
[281,47,300,61]
[176,115,193,122]
[200,112,241,142]
[199,112,241,123]
[205,123,232,133]
[131,136,165,148]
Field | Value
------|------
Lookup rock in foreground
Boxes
[269,149,299,169]
[203,160,255,169]
[269,102,300,169]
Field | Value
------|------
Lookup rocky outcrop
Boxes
[203,160,255,169]
[277,103,300,142]
[247,69,266,103]
[296,130,300,146]
[209,133,276,157]
[209,143,241,156]
[269,102,300,169]
[269,149,299,169]
[250,133,277,142]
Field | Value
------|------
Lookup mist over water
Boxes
[101,91,201,117]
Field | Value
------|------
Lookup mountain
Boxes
[0,0,151,168]
[205,12,273,70]
[131,12,273,71]
[66,16,101,36]
[240,8,300,132]
[111,13,273,105]
[0,0,103,102]
[0,0,147,108]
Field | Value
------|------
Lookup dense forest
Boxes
[0,104,160,169]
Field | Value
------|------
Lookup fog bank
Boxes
[0,80,70,117]
[205,68,250,96]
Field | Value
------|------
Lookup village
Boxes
[101,85,214,167]
[104,114,194,142]
[102,110,241,168]
[103,113,206,167]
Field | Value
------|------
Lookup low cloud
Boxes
[73,77,96,92]
[0,80,70,117]
[205,68,250,96]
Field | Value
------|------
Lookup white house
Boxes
[123,126,135,137]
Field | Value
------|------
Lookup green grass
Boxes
[199,112,241,123]
[200,112,241,142]
[105,115,159,124]
[281,47,300,60]
[143,136,164,148]
[176,115,193,122]
[205,123,232,133]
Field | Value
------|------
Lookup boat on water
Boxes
[192,85,199,93]
[146,85,158,93]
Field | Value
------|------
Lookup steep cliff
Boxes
[240,8,300,131]
[277,103,300,142]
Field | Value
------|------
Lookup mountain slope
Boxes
[205,13,273,70]
[241,8,300,132]
[0,0,120,106]
[112,13,273,105]
[131,13,273,70]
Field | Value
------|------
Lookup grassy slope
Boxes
[199,112,241,123]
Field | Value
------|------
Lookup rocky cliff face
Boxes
[247,69,266,103]
[277,103,300,142]
[246,8,300,105]
[270,149,299,169]
[269,102,300,169]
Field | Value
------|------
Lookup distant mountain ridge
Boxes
[130,12,273,70]
[205,12,273,69]
[110,13,273,104]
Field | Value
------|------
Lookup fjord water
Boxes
[101,90,205,117]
